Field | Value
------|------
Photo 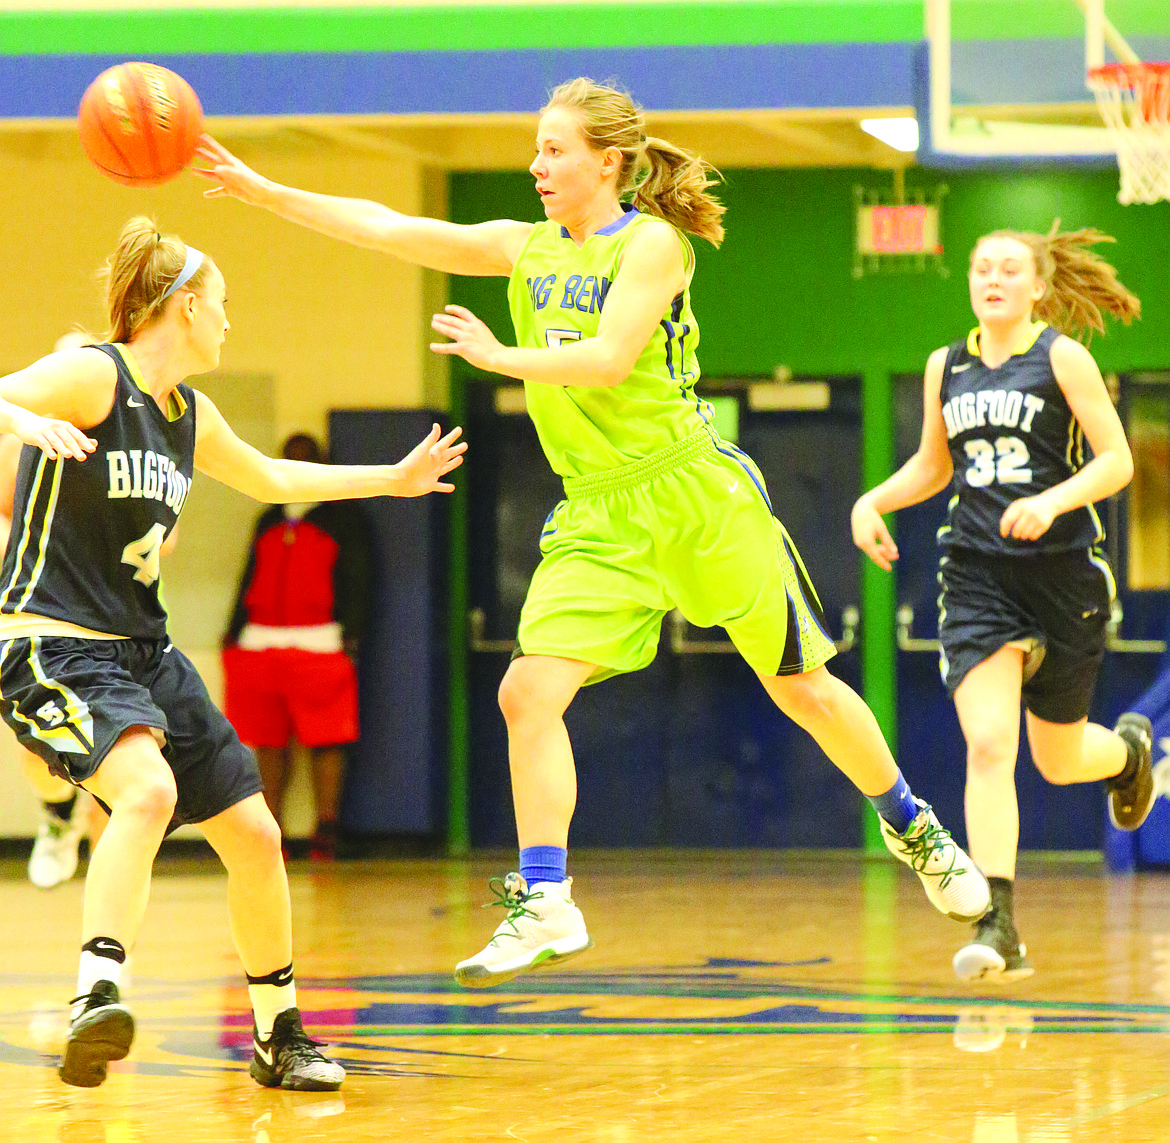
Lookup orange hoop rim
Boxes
[1087,63,1170,203]
[1088,61,1170,88]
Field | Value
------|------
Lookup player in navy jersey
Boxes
[0,217,465,1088]
[852,223,1153,982]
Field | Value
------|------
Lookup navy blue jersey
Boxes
[0,343,195,638]
[937,322,1102,555]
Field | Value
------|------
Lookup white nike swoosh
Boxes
[728,481,738,493]
[951,363,972,373]
[255,1042,273,1066]
[163,644,173,653]
[127,397,145,407]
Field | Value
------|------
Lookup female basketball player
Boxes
[0,427,107,889]
[0,217,465,1086]
[197,78,990,989]
[4,336,110,890]
[851,223,1152,983]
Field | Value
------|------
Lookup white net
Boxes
[1088,63,1170,205]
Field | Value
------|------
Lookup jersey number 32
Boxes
[964,436,1032,488]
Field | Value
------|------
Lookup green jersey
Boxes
[507,206,714,478]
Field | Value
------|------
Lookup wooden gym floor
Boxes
[2,850,1169,1143]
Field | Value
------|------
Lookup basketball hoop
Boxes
[1087,62,1170,204]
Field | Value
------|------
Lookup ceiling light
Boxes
[860,118,920,152]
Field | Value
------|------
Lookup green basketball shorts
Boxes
[516,430,837,683]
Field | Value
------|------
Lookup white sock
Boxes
[74,949,123,1020]
[249,981,296,1040]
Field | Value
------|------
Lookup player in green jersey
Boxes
[199,77,990,988]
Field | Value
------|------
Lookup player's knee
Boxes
[497,670,521,723]
[220,807,283,872]
[767,670,838,727]
[498,664,543,725]
[1031,750,1080,785]
[124,769,178,825]
[964,731,1015,778]
[242,808,283,860]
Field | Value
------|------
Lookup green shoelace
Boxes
[899,819,965,889]
[483,876,544,945]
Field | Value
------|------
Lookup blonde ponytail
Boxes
[633,136,725,247]
[100,216,209,343]
[975,220,1140,340]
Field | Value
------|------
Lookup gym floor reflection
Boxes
[4,852,1169,1142]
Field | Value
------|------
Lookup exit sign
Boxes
[856,204,942,255]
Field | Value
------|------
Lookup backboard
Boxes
[920,0,1170,170]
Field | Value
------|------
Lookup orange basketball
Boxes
[78,62,204,187]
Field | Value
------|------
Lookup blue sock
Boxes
[519,845,567,886]
[868,772,918,834]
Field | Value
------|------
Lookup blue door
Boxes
[1099,372,1170,866]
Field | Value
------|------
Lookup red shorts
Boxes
[222,646,359,749]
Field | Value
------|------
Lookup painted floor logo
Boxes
[3,960,1169,1079]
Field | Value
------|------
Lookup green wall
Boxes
[450,166,1170,378]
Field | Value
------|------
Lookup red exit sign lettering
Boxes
[857,204,942,255]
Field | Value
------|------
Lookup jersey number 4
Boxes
[122,522,167,586]
[964,437,1032,487]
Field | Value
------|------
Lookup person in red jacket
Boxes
[222,432,374,859]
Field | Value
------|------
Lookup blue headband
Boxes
[160,246,205,301]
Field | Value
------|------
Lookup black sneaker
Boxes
[1109,713,1156,831]
[250,1009,345,1091]
[59,980,135,1088]
[952,909,1034,983]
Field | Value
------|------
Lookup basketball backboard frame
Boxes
[921,0,1143,162]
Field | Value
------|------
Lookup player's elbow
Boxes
[928,465,954,496]
[1114,448,1134,490]
[594,347,634,388]
[237,460,291,504]
[914,452,952,496]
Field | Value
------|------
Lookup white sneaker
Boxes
[454,873,593,989]
[880,799,990,922]
[28,796,86,890]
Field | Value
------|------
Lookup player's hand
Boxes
[430,305,504,373]
[999,494,1057,541]
[8,408,96,462]
[851,497,899,571]
[193,135,270,205]
[391,423,467,496]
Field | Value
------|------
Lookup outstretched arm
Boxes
[195,136,532,277]
[430,219,688,388]
[0,348,114,461]
[851,347,954,570]
[193,391,466,502]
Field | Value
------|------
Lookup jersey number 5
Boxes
[122,523,167,586]
[546,329,583,348]
[964,437,1032,488]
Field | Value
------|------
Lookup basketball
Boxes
[78,62,203,187]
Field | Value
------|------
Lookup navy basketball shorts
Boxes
[937,547,1112,724]
[0,635,263,826]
